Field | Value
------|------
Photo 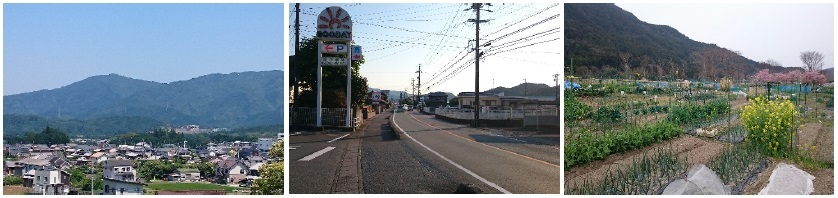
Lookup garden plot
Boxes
[564,78,833,195]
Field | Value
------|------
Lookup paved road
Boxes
[291,110,561,194]
[289,131,353,194]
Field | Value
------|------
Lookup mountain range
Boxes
[486,83,560,97]
[4,70,283,136]
[565,3,802,80]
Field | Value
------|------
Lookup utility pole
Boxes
[416,64,422,106]
[411,79,416,104]
[524,78,528,97]
[467,3,491,127]
[292,3,300,128]
[553,73,559,102]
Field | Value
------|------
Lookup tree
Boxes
[800,51,825,72]
[4,176,23,186]
[619,52,631,79]
[251,140,283,195]
[763,59,782,67]
[449,98,459,106]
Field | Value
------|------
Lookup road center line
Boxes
[328,134,351,143]
[392,114,512,194]
[299,146,335,161]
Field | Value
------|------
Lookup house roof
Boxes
[217,158,242,169]
[91,152,106,158]
[103,159,133,168]
[17,158,50,166]
[249,163,263,170]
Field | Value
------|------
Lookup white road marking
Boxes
[298,146,335,161]
[290,146,301,150]
[328,134,351,143]
[391,114,512,194]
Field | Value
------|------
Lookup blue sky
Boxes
[617,3,833,69]
[291,3,561,94]
[4,3,284,95]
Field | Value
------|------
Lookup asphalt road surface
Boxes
[290,110,560,194]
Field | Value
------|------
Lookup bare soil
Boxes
[3,186,28,195]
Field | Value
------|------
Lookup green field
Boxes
[145,182,245,192]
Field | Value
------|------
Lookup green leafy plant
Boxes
[564,91,593,122]
[565,121,682,170]
[592,106,623,123]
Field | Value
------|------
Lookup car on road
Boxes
[407,105,414,111]
[395,107,404,113]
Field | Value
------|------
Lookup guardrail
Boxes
[434,108,558,120]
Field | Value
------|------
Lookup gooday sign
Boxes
[316,6,352,41]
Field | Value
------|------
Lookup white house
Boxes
[102,178,145,195]
[257,138,276,152]
[90,152,110,163]
[32,166,70,195]
[101,159,144,195]
[103,160,137,182]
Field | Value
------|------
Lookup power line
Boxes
[355,36,465,48]
[488,27,560,49]
[483,37,562,57]
[353,4,459,21]
[421,4,468,71]
[424,48,472,87]
[353,3,440,17]
[482,3,558,38]
[356,21,471,39]
[484,12,561,43]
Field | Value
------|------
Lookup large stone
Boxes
[758,163,815,195]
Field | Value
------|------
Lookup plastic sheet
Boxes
[758,163,814,195]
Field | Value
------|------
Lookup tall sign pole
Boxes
[316,41,323,127]
[316,6,353,128]
[346,40,352,128]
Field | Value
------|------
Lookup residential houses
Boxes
[4,136,279,194]
[101,159,145,195]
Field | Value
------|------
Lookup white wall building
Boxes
[102,178,145,195]
[103,160,137,182]
[101,159,144,195]
[32,166,70,195]
[257,138,276,152]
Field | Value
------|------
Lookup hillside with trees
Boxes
[564,3,802,80]
[4,70,283,129]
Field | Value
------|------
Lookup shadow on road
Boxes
[380,123,400,141]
